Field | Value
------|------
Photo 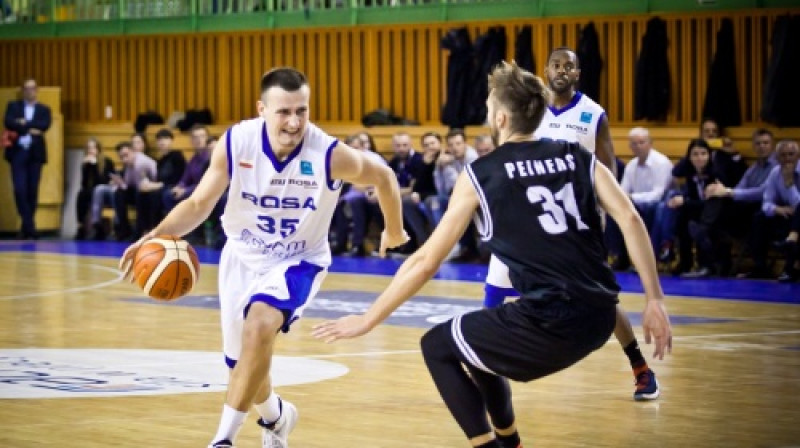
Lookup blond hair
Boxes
[488,61,552,135]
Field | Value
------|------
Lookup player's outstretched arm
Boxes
[312,172,479,342]
[330,142,408,256]
[119,133,230,280]
[594,161,672,360]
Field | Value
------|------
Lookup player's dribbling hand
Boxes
[311,315,373,343]
[378,229,410,258]
[118,230,157,283]
[642,299,673,360]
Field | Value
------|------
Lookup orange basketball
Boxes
[132,235,200,301]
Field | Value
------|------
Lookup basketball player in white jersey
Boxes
[483,47,660,401]
[120,67,409,448]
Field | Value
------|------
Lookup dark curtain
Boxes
[634,17,671,121]
[577,22,602,102]
[702,18,741,128]
[761,14,800,127]
[441,27,474,128]
[515,25,535,74]
[467,26,507,125]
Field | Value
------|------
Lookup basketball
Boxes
[132,235,200,301]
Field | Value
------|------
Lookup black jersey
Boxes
[466,139,620,306]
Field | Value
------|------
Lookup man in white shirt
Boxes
[609,127,673,270]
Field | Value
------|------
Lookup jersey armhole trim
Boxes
[595,111,606,139]
[225,126,233,179]
[325,139,342,191]
[465,164,493,241]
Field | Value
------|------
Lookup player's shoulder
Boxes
[229,117,264,137]
[576,92,606,115]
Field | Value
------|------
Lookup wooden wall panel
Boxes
[0,9,795,127]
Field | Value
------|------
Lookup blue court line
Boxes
[1,240,798,304]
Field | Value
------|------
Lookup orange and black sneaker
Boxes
[634,367,660,401]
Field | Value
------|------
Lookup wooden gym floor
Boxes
[0,240,798,448]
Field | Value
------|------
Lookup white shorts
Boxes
[485,254,513,288]
[218,244,327,366]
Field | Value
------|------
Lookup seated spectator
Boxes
[387,132,429,252]
[673,118,748,188]
[742,140,800,279]
[330,134,386,256]
[780,202,800,282]
[162,124,210,214]
[409,132,441,226]
[663,139,717,277]
[137,128,186,235]
[131,132,149,154]
[357,131,377,154]
[111,141,157,240]
[75,137,115,240]
[435,128,479,262]
[474,134,495,158]
[608,127,673,270]
[702,128,777,274]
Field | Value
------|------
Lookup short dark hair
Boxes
[685,138,712,157]
[488,61,552,135]
[446,128,466,142]
[700,117,724,136]
[548,46,580,68]
[260,67,308,95]
[155,128,174,140]
[752,128,773,140]
[421,132,442,144]
[116,141,132,153]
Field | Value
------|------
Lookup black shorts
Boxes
[443,298,616,382]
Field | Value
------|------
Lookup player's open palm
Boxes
[642,300,672,360]
[312,315,373,343]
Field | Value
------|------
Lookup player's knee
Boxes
[420,323,452,362]
[242,306,282,348]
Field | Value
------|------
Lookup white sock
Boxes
[253,391,282,424]
[211,404,248,444]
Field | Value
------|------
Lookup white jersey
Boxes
[221,118,341,270]
[533,91,605,153]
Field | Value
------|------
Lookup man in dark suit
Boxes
[3,78,52,239]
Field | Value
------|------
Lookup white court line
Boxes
[0,257,123,300]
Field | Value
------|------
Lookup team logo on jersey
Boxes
[580,112,593,123]
[300,161,313,175]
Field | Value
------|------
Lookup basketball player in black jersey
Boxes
[313,61,672,448]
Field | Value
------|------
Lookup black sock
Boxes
[496,431,521,448]
[623,340,646,370]
[476,441,503,448]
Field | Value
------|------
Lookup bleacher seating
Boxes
[65,121,800,169]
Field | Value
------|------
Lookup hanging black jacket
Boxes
[634,17,671,121]
[468,27,507,125]
[577,22,602,103]
[441,27,474,128]
[761,14,800,127]
[702,18,741,128]
[515,25,536,74]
